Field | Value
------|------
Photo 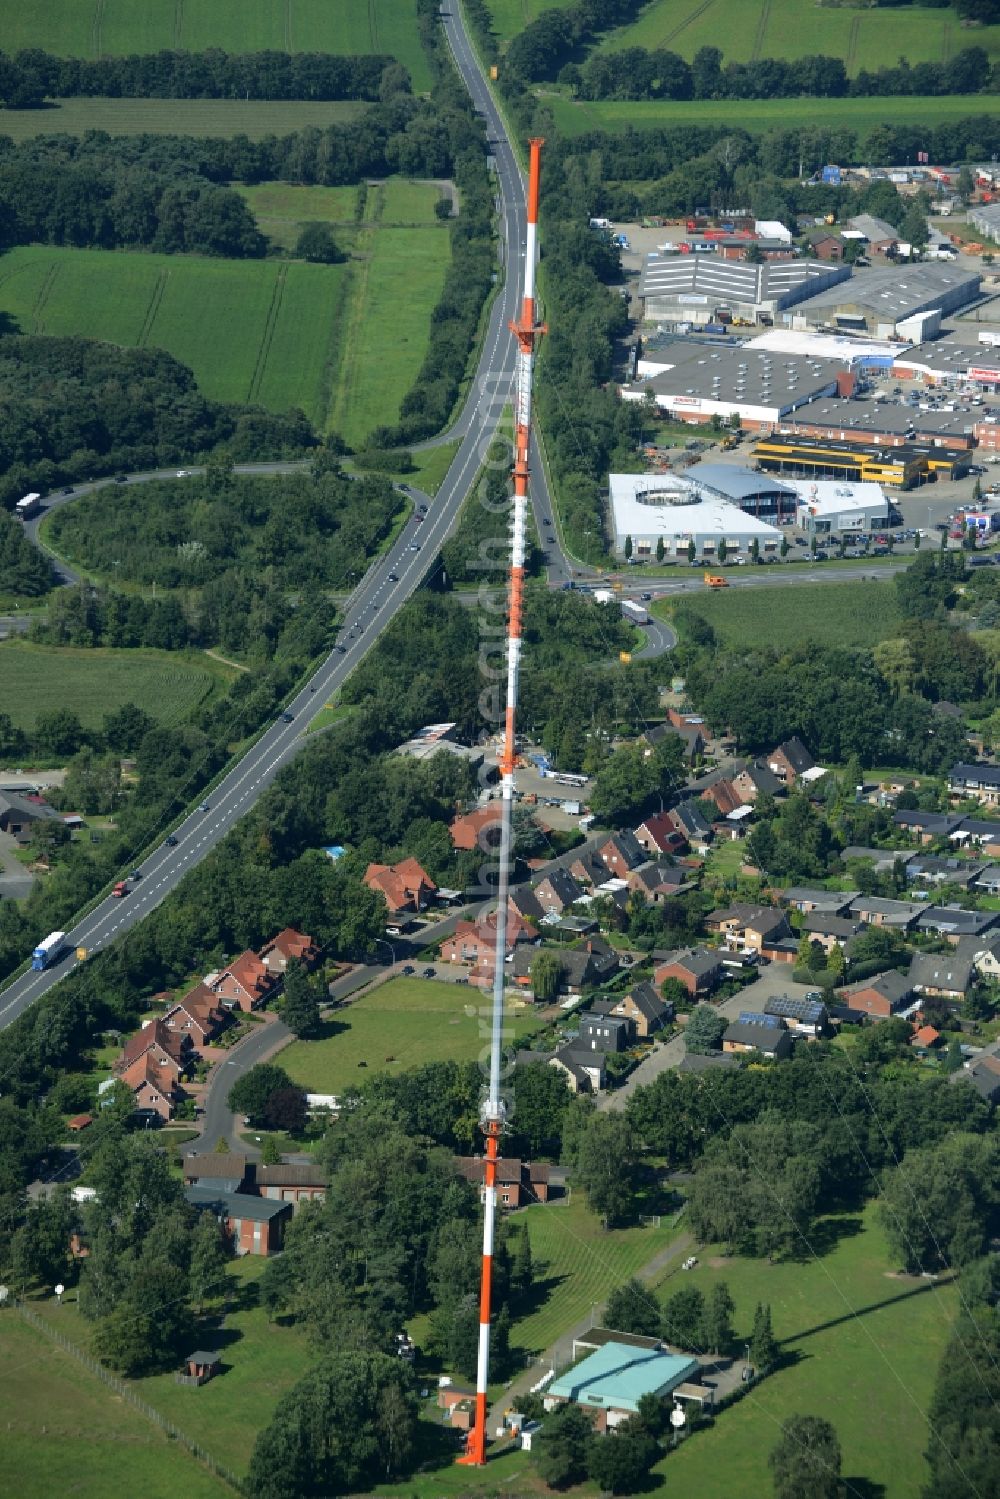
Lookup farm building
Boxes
[545,1341,701,1432]
[638,255,849,325]
[608,473,782,559]
[620,341,846,429]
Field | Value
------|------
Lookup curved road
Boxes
[0,3,531,1031]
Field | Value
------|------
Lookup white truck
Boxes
[15,492,41,520]
[980,332,1000,348]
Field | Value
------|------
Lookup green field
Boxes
[486,0,1000,68]
[239,177,447,251]
[0,176,448,437]
[547,90,1000,137]
[0,642,230,732]
[0,1315,229,1499]
[0,98,368,142]
[659,579,902,650]
[279,977,545,1094]
[655,1209,958,1498]
[0,0,432,92]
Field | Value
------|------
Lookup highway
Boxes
[0,1,531,1030]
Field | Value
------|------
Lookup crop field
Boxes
[0,0,432,91]
[548,90,1000,137]
[279,977,545,1095]
[1,1314,228,1499]
[655,1209,957,1498]
[0,176,447,438]
[484,0,1000,68]
[661,579,902,650]
[0,98,368,143]
[0,643,229,732]
[239,178,445,251]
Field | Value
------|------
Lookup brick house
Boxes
[907,953,973,1000]
[534,867,585,915]
[634,812,689,857]
[841,969,914,1019]
[161,985,229,1047]
[259,927,320,976]
[508,888,545,924]
[655,947,724,997]
[766,737,815,786]
[801,911,864,952]
[599,831,645,875]
[954,818,1000,857]
[449,807,501,852]
[666,800,713,848]
[512,940,618,997]
[610,982,672,1038]
[363,857,437,913]
[453,1156,552,1209]
[185,1186,292,1256]
[892,810,965,843]
[255,1162,327,1209]
[568,851,611,889]
[119,1055,183,1121]
[916,906,1000,945]
[440,908,537,982]
[208,950,280,1012]
[722,1019,793,1059]
[805,230,845,261]
[183,1154,250,1193]
[114,1018,191,1079]
[626,861,692,902]
[706,902,791,955]
[849,896,929,930]
[701,778,746,818]
[732,763,783,803]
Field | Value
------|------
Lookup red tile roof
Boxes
[114,1019,185,1074]
[449,808,501,851]
[363,859,437,912]
[210,950,277,1004]
[260,927,317,965]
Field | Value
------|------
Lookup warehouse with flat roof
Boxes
[785,479,889,534]
[609,473,783,558]
[639,255,850,324]
[545,1340,701,1431]
[778,398,976,450]
[620,341,847,428]
[787,263,980,337]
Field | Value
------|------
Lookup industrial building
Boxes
[752,434,964,487]
[639,255,850,325]
[684,462,798,521]
[785,263,980,338]
[620,341,848,429]
[778,398,976,451]
[744,328,908,370]
[785,479,889,534]
[609,473,783,558]
[968,202,1000,244]
[545,1340,702,1431]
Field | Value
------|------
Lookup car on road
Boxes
[422,966,436,978]
[281,712,294,723]
[334,645,346,654]
[112,881,128,897]
[165,834,178,847]
[387,572,398,582]
[409,543,421,552]
[130,869,142,880]
[641,592,652,600]
[414,514,424,523]
[401,963,414,975]
[543,518,551,526]
[418,503,427,513]
[114,473,127,484]
[61,485,74,495]
[198,802,210,812]
[176,470,190,478]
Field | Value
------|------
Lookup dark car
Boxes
[62,485,74,495]
[401,963,415,975]
[334,645,346,654]
[130,869,143,880]
[641,592,652,601]
[387,572,398,582]
[418,503,427,514]
[198,802,209,812]
[414,514,424,523]
[422,966,436,978]
[281,712,294,723]
[114,473,127,484]
[165,834,178,847]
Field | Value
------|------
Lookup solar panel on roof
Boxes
[738,1011,782,1029]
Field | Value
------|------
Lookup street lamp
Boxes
[372,937,396,967]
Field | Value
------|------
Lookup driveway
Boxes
[0,830,33,900]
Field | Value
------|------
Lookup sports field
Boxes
[662,578,902,650]
[0,98,368,143]
[654,1208,957,1498]
[548,90,1000,137]
[1,1315,229,1499]
[0,176,448,438]
[0,643,230,732]
[485,0,1000,68]
[279,976,545,1095]
[0,0,432,91]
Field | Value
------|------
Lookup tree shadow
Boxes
[0,309,21,336]
[842,1480,886,1499]
[513,1269,567,1325]
[313,1015,348,1042]
[788,1280,943,1346]
[787,1215,864,1260]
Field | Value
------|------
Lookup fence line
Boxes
[14,1301,243,1493]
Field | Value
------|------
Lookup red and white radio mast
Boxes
[457,136,546,1470]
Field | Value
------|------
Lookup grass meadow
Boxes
[278,976,545,1095]
[0,642,230,731]
[0,1314,229,1499]
[659,579,902,650]
[654,1208,957,1498]
[547,90,1000,137]
[0,0,432,91]
[0,98,368,142]
[0,174,448,439]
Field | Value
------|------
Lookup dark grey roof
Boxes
[186,1350,222,1364]
[849,896,929,923]
[723,1021,792,1056]
[802,912,862,939]
[893,810,964,833]
[956,818,1000,840]
[951,763,1000,788]
[255,1163,327,1187]
[917,907,1000,938]
[537,867,584,906]
[672,800,712,839]
[185,1186,291,1222]
[183,1153,248,1182]
[679,1050,738,1073]
[845,970,913,1005]
[626,982,669,1023]
[908,953,973,993]
[602,830,645,869]
[775,737,814,775]
[658,946,723,979]
[0,791,59,821]
[745,763,783,796]
[782,887,857,913]
[687,464,797,503]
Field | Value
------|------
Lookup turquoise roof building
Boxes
[548,1341,700,1417]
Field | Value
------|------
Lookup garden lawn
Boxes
[660,578,902,650]
[0,642,229,732]
[548,92,1000,138]
[0,1314,228,1499]
[654,1208,958,1498]
[0,98,367,142]
[0,0,432,90]
[279,977,545,1094]
[513,1195,684,1356]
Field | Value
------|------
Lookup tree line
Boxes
[563,43,992,102]
[0,336,315,511]
[0,507,53,595]
[0,49,403,109]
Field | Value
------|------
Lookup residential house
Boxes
[849,896,929,930]
[949,763,1000,807]
[765,737,815,786]
[911,1024,942,1052]
[568,851,610,889]
[916,906,1000,944]
[259,927,320,976]
[731,763,782,803]
[707,902,791,956]
[841,846,910,876]
[547,942,619,997]
[508,888,545,924]
[119,1055,182,1121]
[634,813,689,857]
[666,800,713,848]
[908,952,972,1000]
[440,908,537,982]
[966,933,1000,980]
[161,985,228,1048]
[655,947,724,998]
[955,1049,1000,1105]
[952,818,1000,857]
[454,1156,553,1209]
[363,857,437,913]
[208,950,279,1013]
[113,1019,191,1080]
[805,229,846,261]
[781,887,859,916]
[722,1019,793,1060]
[679,1050,738,1074]
[184,1186,292,1256]
[610,982,672,1038]
[627,861,692,903]
[0,790,61,842]
[904,856,984,890]
[599,831,646,876]
[764,995,828,1035]
[974,865,1000,896]
[534,867,585,916]
[255,1163,327,1209]
[841,969,914,1019]
[892,809,965,843]
[183,1154,250,1193]
[801,911,864,952]
[449,807,501,852]
[548,1044,606,1093]
[578,1012,632,1053]
[701,778,746,818]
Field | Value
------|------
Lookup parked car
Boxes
[422,966,436,978]
[401,964,415,975]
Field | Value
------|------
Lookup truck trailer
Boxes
[621,599,650,625]
[32,931,66,970]
[15,492,41,520]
